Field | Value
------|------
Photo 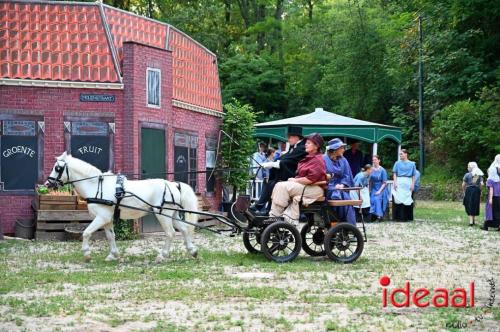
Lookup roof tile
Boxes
[1,1,222,111]
[0,1,119,82]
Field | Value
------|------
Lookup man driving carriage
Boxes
[248,126,307,215]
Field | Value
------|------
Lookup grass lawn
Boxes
[0,201,499,331]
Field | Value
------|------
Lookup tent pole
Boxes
[397,144,401,160]
[372,142,378,156]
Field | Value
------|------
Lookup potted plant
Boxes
[219,99,257,212]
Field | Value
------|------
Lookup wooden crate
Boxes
[35,209,104,241]
[36,220,105,241]
[35,192,77,210]
[76,197,88,210]
[196,193,211,211]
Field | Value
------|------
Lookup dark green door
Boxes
[141,127,166,232]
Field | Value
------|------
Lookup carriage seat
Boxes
[326,186,363,207]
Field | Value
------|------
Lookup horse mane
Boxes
[67,155,108,177]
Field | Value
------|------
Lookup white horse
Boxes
[45,152,199,262]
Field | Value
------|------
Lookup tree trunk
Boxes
[307,0,313,21]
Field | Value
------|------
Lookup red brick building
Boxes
[0,0,223,234]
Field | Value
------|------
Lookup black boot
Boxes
[248,204,264,214]
[480,225,488,231]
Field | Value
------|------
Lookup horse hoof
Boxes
[105,254,118,262]
[84,255,92,262]
[155,255,165,263]
[190,249,198,258]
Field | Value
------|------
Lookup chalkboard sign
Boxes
[1,136,38,190]
[71,136,110,172]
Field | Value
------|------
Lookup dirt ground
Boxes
[0,201,499,331]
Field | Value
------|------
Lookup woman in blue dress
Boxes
[323,138,356,226]
[369,155,388,221]
[392,149,416,221]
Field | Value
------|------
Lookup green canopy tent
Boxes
[254,108,402,157]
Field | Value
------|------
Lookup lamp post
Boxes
[418,15,425,174]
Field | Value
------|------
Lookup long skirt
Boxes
[392,176,413,221]
[484,196,500,228]
[327,189,357,226]
[270,181,324,223]
[463,186,481,216]
[370,187,388,218]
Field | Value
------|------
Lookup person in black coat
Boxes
[249,126,307,215]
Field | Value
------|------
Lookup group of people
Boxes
[248,127,419,224]
[251,142,287,180]
[462,154,500,231]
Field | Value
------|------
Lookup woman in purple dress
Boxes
[481,154,500,231]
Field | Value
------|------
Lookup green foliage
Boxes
[113,219,136,240]
[219,99,257,199]
[220,54,286,119]
[91,0,500,171]
[431,85,500,176]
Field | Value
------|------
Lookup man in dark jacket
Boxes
[249,126,307,215]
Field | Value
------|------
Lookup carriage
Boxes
[46,152,366,264]
[230,181,367,263]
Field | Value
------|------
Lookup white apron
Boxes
[393,176,413,206]
[350,187,371,209]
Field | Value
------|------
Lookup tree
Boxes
[219,100,257,201]
[219,54,286,120]
[431,86,500,175]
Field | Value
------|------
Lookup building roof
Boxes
[255,108,402,143]
[0,0,222,112]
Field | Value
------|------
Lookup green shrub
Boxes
[113,219,136,240]
[219,99,257,201]
[431,86,500,177]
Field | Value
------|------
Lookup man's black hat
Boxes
[287,126,303,138]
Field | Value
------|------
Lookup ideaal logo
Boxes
[380,275,474,308]
[380,276,496,329]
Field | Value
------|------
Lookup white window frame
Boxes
[146,67,161,108]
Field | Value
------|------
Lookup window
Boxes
[0,118,43,192]
[147,68,161,107]
[174,132,198,191]
[64,118,114,172]
[205,137,217,194]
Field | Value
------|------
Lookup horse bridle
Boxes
[47,160,69,187]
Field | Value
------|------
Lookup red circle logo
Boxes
[379,275,391,286]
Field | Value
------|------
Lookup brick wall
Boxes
[122,41,172,176]
[169,106,222,207]
[0,42,223,234]
[0,85,124,233]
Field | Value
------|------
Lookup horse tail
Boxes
[178,182,198,236]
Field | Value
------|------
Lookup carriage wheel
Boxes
[300,223,326,256]
[261,221,301,263]
[242,231,261,253]
[324,224,364,263]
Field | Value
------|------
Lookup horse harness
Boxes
[49,160,185,223]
